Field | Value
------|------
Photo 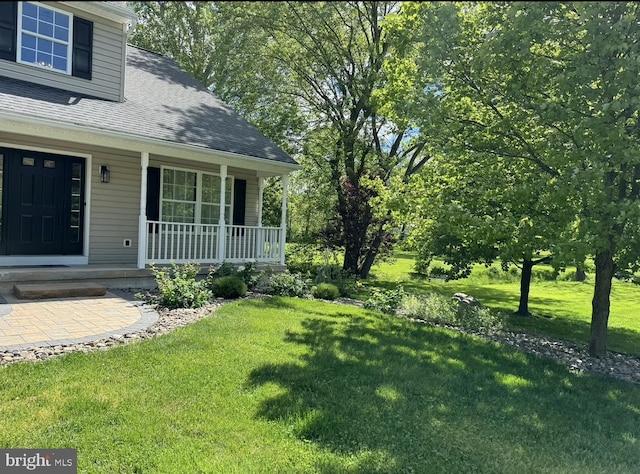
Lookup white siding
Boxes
[0,2,125,101]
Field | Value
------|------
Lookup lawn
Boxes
[368,251,640,356]
[1,298,640,473]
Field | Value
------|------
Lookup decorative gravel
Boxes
[1,292,639,387]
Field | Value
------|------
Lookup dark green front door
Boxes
[1,148,85,255]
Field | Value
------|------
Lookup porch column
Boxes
[217,164,227,262]
[257,176,265,259]
[137,151,149,269]
[279,174,289,266]
[257,176,265,227]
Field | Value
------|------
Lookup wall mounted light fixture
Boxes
[100,165,110,183]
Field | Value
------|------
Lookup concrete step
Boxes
[13,282,107,300]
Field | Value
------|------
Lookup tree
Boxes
[387,2,640,356]
[405,150,575,316]
[130,1,434,278]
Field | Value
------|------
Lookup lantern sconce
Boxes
[100,165,110,183]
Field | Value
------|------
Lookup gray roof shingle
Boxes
[0,45,298,166]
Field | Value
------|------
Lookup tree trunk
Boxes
[588,249,615,357]
[343,237,361,275]
[359,224,386,279]
[515,258,534,316]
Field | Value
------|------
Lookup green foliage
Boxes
[400,293,505,332]
[312,283,340,300]
[286,244,358,297]
[150,262,211,309]
[255,270,310,297]
[428,265,449,279]
[208,261,258,289]
[534,269,559,282]
[211,276,248,299]
[363,287,406,315]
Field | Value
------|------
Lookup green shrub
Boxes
[399,292,505,332]
[255,270,310,297]
[400,293,457,324]
[534,268,558,281]
[413,258,431,277]
[211,275,247,299]
[150,262,211,309]
[429,265,448,279]
[312,283,340,300]
[285,243,323,274]
[454,303,505,332]
[558,270,577,281]
[208,261,258,289]
[363,287,405,315]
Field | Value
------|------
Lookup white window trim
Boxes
[159,165,234,226]
[16,1,73,75]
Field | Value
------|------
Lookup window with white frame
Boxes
[161,167,233,225]
[18,2,71,74]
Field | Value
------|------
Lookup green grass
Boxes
[1,298,640,473]
[368,252,640,356]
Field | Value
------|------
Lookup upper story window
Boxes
[18,2,71,74]
[0,1,93,80]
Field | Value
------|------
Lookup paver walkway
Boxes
[0,289,158,351]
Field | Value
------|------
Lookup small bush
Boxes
[208,261,258,289]
[400,293,457,324]
[211,275,247,299]
[454,303,505,332]
[534,268,558,281]
[363,287,405,315]
[150,262,211,309]
[399,292,504,332]
[255,270,310,297]
[413,258,431,277]
[429,265,448,279]
[312,283,340,300]
[558,270,577,281]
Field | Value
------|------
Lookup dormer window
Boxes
[0,1,93,80]
[18,2,71,74]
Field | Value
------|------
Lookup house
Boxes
[0,1,299,288]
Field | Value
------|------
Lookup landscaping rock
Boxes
[452,292,482,307]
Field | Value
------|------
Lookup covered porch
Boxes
[137,153,291,268]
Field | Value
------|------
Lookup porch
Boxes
[0,260,285,293]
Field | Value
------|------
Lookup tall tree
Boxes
[386,2,640,356]
[130,1,433,278]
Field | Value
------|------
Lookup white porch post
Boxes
[217,164,228,261]
[257,176,265,227]
[137,151,149,269]
[257,176,265,259]
[279,174,289,266]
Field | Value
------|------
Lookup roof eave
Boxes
[0,110,300,174]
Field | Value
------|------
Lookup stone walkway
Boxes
[0,289,158,352]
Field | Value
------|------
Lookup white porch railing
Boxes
[145,221,282,264]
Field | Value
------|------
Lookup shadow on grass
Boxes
[247,306,640,473]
